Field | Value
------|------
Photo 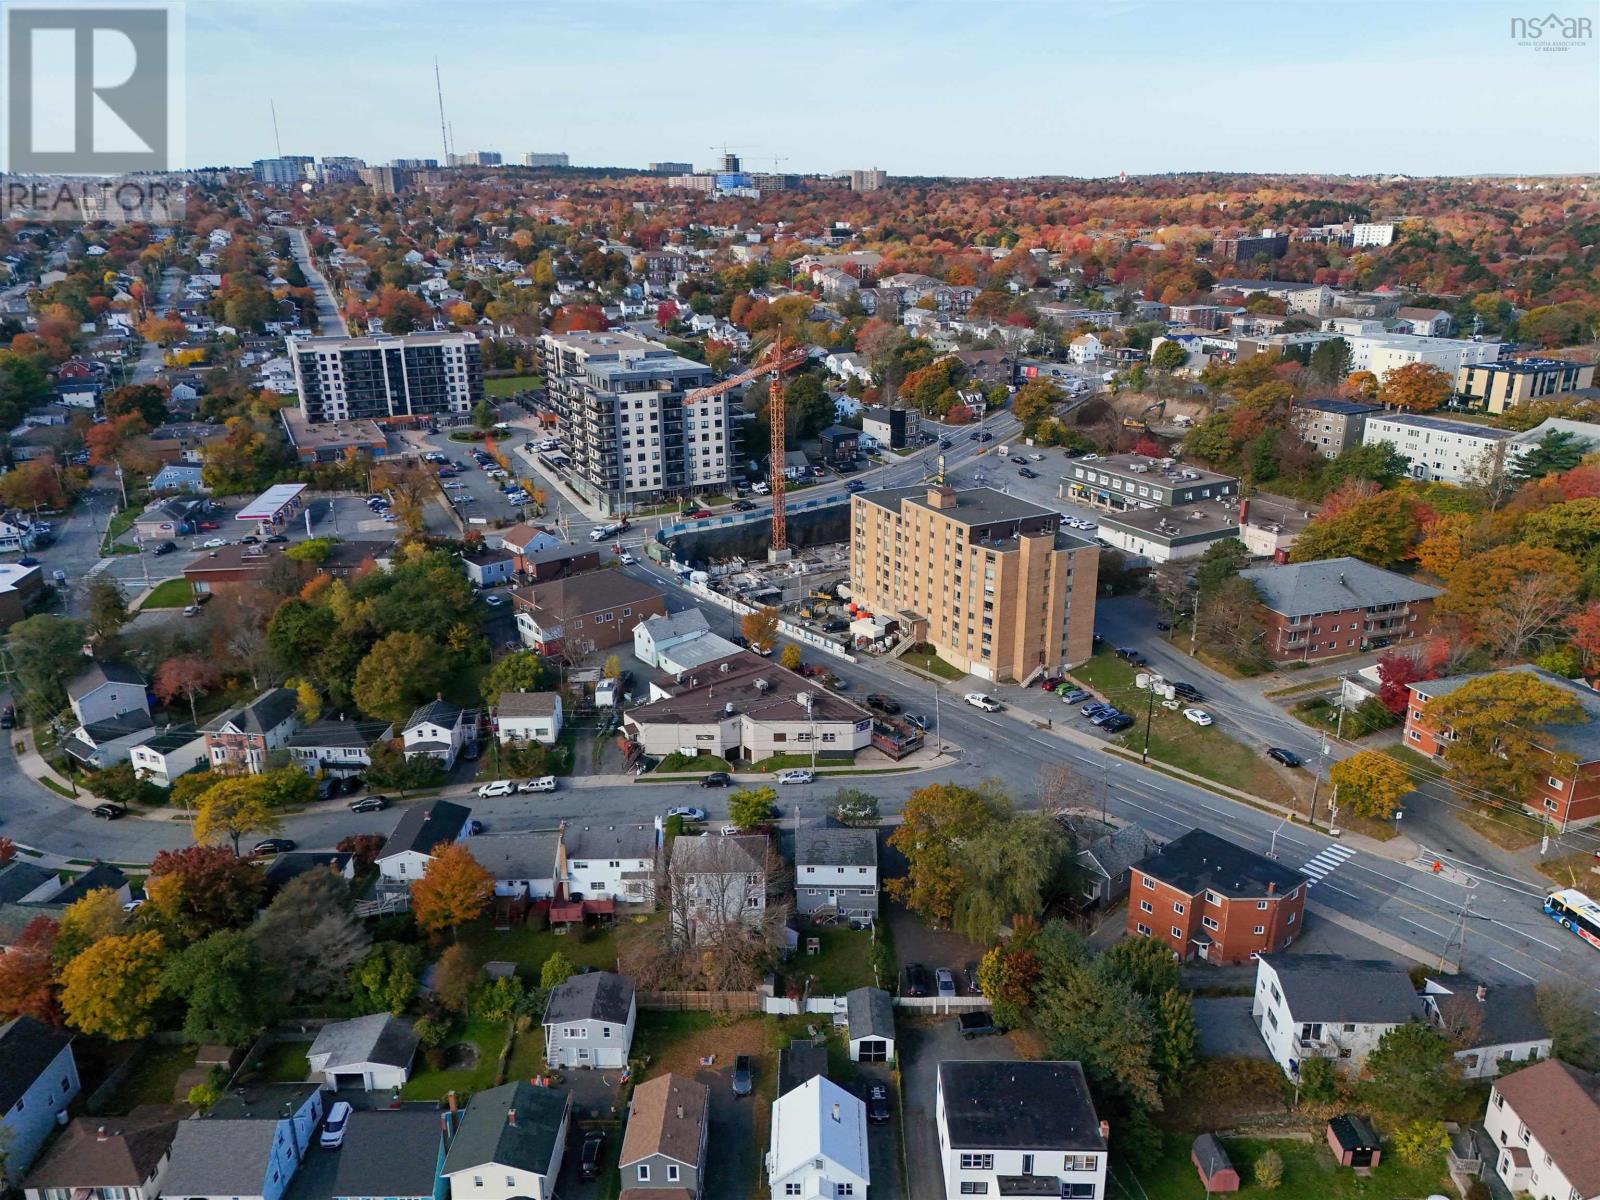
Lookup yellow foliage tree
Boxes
[53,887,126,964]
[193,776,281,855]
[740,606,780,653]
[1329,750,1413,819]
[60,931,167,1039]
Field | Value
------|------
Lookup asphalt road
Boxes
[287,226,347,336]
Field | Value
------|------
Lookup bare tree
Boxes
[1481,574,1578,659]
[663,834,789,991]
[1037,763,1096,820]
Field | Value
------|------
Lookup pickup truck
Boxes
[957,1011,1000,1039]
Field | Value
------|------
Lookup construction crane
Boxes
[682,335,806,552]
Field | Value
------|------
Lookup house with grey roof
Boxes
[1238,556,1442,663]
[542,971,637,1069]
[327,1108,445,1200]
[160,1117,308,1200]
[203,687,301,774]
[401,699,477,769]
[62,709,157,769]
[472,831,561,900]
[287,716,393,778]
[376,799,472,885]
[667,833,770,944]
[494,691,563,746]
[559,823,657,905]
[0,1017,79,1184]
[128,722,208,787]
[67,660,148,726]
[1253,954,1426,1078]
[307,1014,418,1092]
[843,986,895,1062]
[1076,822,1160,907]
[1422,976,1552,1080]
[0,861,61,906]
[794,823,878,922]
[441,1080,570,1200]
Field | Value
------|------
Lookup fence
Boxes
[686,581,857,664]
[637,990,761,1013]
[891,996,992,1012]
[760,994,849,1017]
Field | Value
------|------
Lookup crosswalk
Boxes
[1299,844,1356,888]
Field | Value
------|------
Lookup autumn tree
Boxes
[0,917,61,1025]
[886,782,1006,926]
[145,845,266,936]
[154,654,223,723]
[193,776,281,855]
[85,578,129,642]
[1378,362,1451,412]
[728,786,779,830]
[779,644,803,670]
[1423,671,1585,806]
[1150,340,1187,372]
[433,942,480,1013]
[740,606,780,654]
[53,887,125,963]
[60,930,167,1039]
[1329,750,1413,819]
[1414,511,1477,579]
[353,631,453,724]
[954,813,1071,943]
[480,649,553,704]
[1376,642,1447,715]
[1439,545,1580,657]
[103,383,169,425]
[410,843,493,937]
[1289,486,1422,569]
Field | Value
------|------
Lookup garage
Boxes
[330,1071,368,1091]
[856,1038,889,1062]
[845,986,897,1064]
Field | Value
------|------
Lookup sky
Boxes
[182,0,1600,177]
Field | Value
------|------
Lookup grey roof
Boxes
[262,851,352,892]
[329,1108,443,1198]
[1078,823,1159,882]
[288,716,392,749]
[403,699,465,733]
[796,824,877,869]
[670,832,766,875]
[1328,1113,1379,1150]
[468,831,560,882]
[0,861,56,904]
[77,709,156,744]
[1264,955,1425,1024]
[937,1061,1106,1151]
[203,687,298,734]
[0,1017,72,1114]
[1428,979,1550,1048]
[0,902,62,946]
[67,660,143,700]
[495,691,560,718]
[639,607,711,642]
[1135,829,1304,900]
[309,1013,418,1071]
[442,1080,569,1176]
[139,723,204,754]
[1411,665,1600,763]
[53,864,128,905]
[160,1120,280,1195]
[1296,398,1382,416]
[858,484,1065,529]
[563,824,656,862]
[378,799,471,859]
[543,970,635,1026]
[845,986,894,1041]
[778,1040,829,1096]
[1192,1133,1234,1180]
[1238,556,1441,618]
[1369,412,1516,440]
[203,1081,320,1120]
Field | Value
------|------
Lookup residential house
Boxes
[1252,955,1425,1079]
[511,573,668,655]
[1361,412,1517,485]
[1236,494,1319,561]
[401,699,477,769]
[843,986,895,1063]
[159,1084,323,1200]
[1128,828,1306,964]
[619,1073,709,1199]
[0,515,41,555]
[1394,306,1452,336]
[935,1060,1107,1200]
[0,1017,80,1184]
[52,864,132,908]
[462,547,517,588]
[1075,822,1160,907]
[287,716,393,778]
[67,660,149,726]
[328,1108,448,1200]
[440,1080,571,1200]
[376,798,472,884]
[147,421,228,466]
[495,691,563,746]
[472,831,562,901]
[794,824,879,922]
[1405,665,1600,828]
[667,833,770,943]
[766,1076,870,1200]
[1290,399,1383,459]
[21,1108,178,1200]
[307,1014,419,1092]
[128,723,208,786]
[1421,977,1553,1080]
[542,971,637,1069]
[203,687,301,774]
[515,542,605,583]
[1484,1059,1600,1200]
[1238,556,1441,663]
[1068,333,1103,364]
[150,463,208,494]
[133,497,205,542]
[631,609,743,676]
[560,823,658,905]
[261,851,355,898]
[61,709,157,770]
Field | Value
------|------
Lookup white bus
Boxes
[1544,888,1600,951]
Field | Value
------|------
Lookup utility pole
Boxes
[1440,892,1474,971]
[1189,589,1202,657]
[1307,736,1328,829]
[1140,682,1157,764]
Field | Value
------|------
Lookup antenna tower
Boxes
[435,59,451,160]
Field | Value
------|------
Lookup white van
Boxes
[752,481,770,495]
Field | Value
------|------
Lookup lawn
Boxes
[95,1042,196,1114]
[752,752,855,771]
[455,913,653,980]
[253,1041,310,1083]
[1132,1133,1451,1200]
[504,1023,547,1082]
[486,373,543,397]
[790,926,878,995]
[899,644,966,680]
[137,577,195,609]
[100,503,141,552]
[1537,850,1600,889]
[655,752,734,774]
[630,1010,717,1069]
[400,1018,509,1100]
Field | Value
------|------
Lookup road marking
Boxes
[1298,843,1355,887]
[1490,957,1538,982]
[1319,882,1360,900]
[1398,914,1449,938]
[1507,925,1563,953]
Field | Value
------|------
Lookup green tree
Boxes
[248,868,370,1001]
[954,813,1070,943]
[1097,934,1182,999]
[1151,340,1187,372]
[1511,430,1587,482]
[1422,672,1584,806]
[1534,982,1600,1070]
[1393,1119,1450,1167]
[830,787,878,825]
[1321,442,1408,490]
[433,942,480,1013]
[1194,538,1251,593]
[284,537,337,564]
[1329,749,1414,819]
[886,782,1006,926]
[1035,968,1162,1109]
[1011,379,1061,433]
[85,578,129,642]
[728,786,779,830]
[480,650,554,705]
[1309,337,1353,384]
[162,930,279,1042]
[1254,1149,1284,1190]
[472,399,497,430]
[7,615,89,716]
[353,631,453,724]
[1364,1022,1461,1119]
[1297,1055,1339,1105]
[349,942,422,1015]
[540,949,577,991]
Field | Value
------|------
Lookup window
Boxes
[1204,890,1221,906]
[1140,900,1153,913]
[1171,926,1183,938]
[1136,922,1151,935]
[1173,901,1185,914]
[1064,1154,1098,1172]
[1548,776,1564,789]
[1141,876,1155,890]
[838,1187,854,1197]
[668,1165,680,1181]
[639,1165,651,1182]
[1201,915,1219,931]
[786,1186,802,1196]
[1254,925,1265,935]
[1257,900,1269,910]
[959,1186,989,1196]
[960,1153,994,1170]
[1286,911,1296,925]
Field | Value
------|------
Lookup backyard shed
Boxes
[844,985,896,1063]
[1191,1133,1240,1193]
[1326,1113,1382,1168]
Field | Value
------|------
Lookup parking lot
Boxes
[939,443,1111,536]
[416,430,537,529]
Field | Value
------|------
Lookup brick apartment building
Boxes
[1128,829,1306,964]
[1405,665,1600,829]
[1238,556,1441,663]
[849,485,1099,683]
[511,572,666,657]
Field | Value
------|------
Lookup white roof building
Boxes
[766,1076,870,1200]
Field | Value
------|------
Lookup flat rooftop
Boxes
[237,483,307,520]
[288,331,475,350]
[280,407,387,449]
[1064,453,1237,489]
[1101,503,1239,539]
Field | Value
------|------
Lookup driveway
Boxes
[1193,996,1272,1060]
[856,1061,903,1200]
[898,1014,1018,1200]
[884,900,985,998]
[552,1070,626,1200]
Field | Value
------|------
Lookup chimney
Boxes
[447,1091,458,1116]
[508,1108,517,1127]
[1238,496,1249,524]
[831,1103,841,1123]
[1267,881,1276,894]
[1476,983,1488,1002]
[96,1125,109,1142]
[927,484,957,510]
[1100,1120,1111,1142]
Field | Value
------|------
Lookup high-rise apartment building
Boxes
[288,332,483,424]
[523,152,569,167]
[649,161,693,174]
[850,486,1099,683]
[537,330,724,515]
[847,168,887,192]
[446,151,503,167]
[252,156,313,185]
[357,165,411,195]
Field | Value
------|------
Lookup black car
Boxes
[902,962,930,997]
[252,838,296,855]
[349,795,388,813]
[1009,455,1028,465]
[1154,619,1170,632]
[822,619,849,633]
[0,704,14,729]
[700,771,733,788]
[1102,714,1136,733]
[939,438,953,449]
[1018,467,1038,479]
[316,777,341,801]
[92,803,125,819]
[266,534,288,544]
[1267,747,1303,768]
[731,499,756,511]
[1171,681,1203,702]
[866,693,901,715]
[468,819,485,835]
[339,775,364,794]
[732,1054,753,1097]
[968,430,981,441]
[579,1131,605,1181]
[866,1082,891,1123]
[977,432,993,443]
[151,540,178,556]
[730,634,749,647]
[958,1011,1000,1039]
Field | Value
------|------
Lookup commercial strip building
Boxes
[849,485,1099,684]
[1456,357,1596,414]
[1062,454,1238,512]
[536,329,725,515]
[287,332,484,424]
[1238,556,1441,663]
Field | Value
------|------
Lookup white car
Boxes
[201,537,225,548]
[1182,707,1213,726]
[777,768,814,784]
[518,775,557,793]
[617,550,635,564]
[320,1100,352,1149]
[477,779,517,798]
[964,693,1002,712]
[483,594,505,607]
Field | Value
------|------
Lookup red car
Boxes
[687,508,712,519]
[197,520,220,531]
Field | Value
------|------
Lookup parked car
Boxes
[483,594,506,607]
[617,550,635,564]
[665,806,707,821]
[91,803,125,820]
[16,556,38,567]
[700,771,733,788]
[1182,707,1213,726]
[732,1054,753,1097]
[151,540,177,556]
[963,693,1001,712]
[686,508,712,519]
[1081,701,1113,719]
[477,779,517,798]
[1267,747,1303,768]
[1090,707,1126,727]
[904,712,931,731]
[1060,688,1089,704]
[958,1011,1000,1039]
[732,499,756,511]
[201,537,225,548]
[349,795,387,813]
[1102,714,1136,733]
[866,1082,891,1123]
[936,967,956,998]
[1018,467,1038,479]
[777,768,815,784]
[519,776,557,793]
[902,963,930,997]
[252,839,296,855]
[181,604,201,617]
[0,705,13,729]
[579,1130,604,1180]
[468,819,485,835]
[1171,681,1203,702]
[866,693,901,715]
[320,1101,352,1149]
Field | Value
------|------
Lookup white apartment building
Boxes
[1343,332,1500,381]
[559,824,658,905]
[1361,413,1517,485]
[1484,1059,1600,1200]
[288,332,483,424]
[1351,223,1396,247]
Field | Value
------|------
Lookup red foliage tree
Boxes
[0,916,62,1025]
[1132,435,1166,458]
[147,845,267,933]
[154,654,223,723]
[1375,640,1448,715]
[548,305,607,334]
[1570,602,1600,671]
[337,833,386,872]
[655,300,679,330]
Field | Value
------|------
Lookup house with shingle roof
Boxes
[844,986,895,1063]
[401,699,477,769]
[1076,822,1160,907]
[67,660,148,725]
[767,1076,870,1200]
[667,833,770,943]
[1253,955,1426,1078]
[307,1014,419,1092]
[203,687,300,774]
[327,1107,445,1200]
[1238,556,1442,663]
[1422,976,1552,1080]
[542,971,637,1068]
[560,824,658,904]
[620,1073,709,1199]
[21,1107,180,1200]
[376,799,472,885]
[0,1017,80,1184]
[495,690,563,746]
[441,1080,571,1200]
[1485,1059,1600,1200]
[795,823,879,921]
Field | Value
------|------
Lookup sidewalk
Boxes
[15,729,94,811]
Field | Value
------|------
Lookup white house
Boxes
[766,1076,870,1200]
[307,1014,419,1092]
[1483,1059,1600,1200]
[0,1017,80,1184]
[1421,977,1553,1080]
[1252,955,1425,1079]
[441,1081,570,1200]
[286,717,393,779]
[375,799,472,884]
[667,833,768,944]
[1068,333,1103,364]
[843,986,895,1063]
[935,1060,1107,1200]
[495,691,563,746]
[631,609,743,675]
[470,831,561,901]
[560,824,658,905]
[128,724,208,787]
[1361,411,1518,486]
[401,700,476,768]
[794,824,879,922]
[541,971,637,1069]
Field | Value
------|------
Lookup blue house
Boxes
[0,1016,80,1184]
[150,463,209,494]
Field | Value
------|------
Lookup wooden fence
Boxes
[637,990,761,1012]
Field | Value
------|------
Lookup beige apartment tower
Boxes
[850,486,1099,683]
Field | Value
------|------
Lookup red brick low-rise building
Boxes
[1238,556,1441,663]
[1405,665,1600,829]
[511,571,666,657]
[1127,829,1306,964]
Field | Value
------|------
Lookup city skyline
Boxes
[192,0,1599,177]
